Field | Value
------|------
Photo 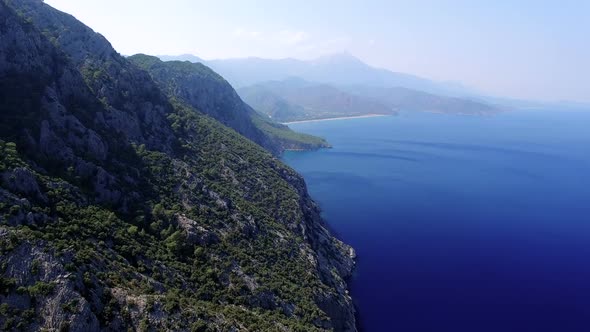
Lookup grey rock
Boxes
[0,237,100,332]
[177,215,220,246]
[1,167,46,202]
[94,166,121,204]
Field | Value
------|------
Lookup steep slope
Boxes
[128,54,329,152]
[239,79,395,122]
[238,87,307,122]
[0,1,355,331]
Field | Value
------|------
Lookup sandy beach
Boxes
[281,114,390,125]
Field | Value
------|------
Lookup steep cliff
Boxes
[0,1,355,331]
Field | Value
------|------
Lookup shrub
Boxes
[27,281,55,296]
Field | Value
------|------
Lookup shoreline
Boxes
[281,114,390,125]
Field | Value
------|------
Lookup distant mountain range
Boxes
[238,79,395,122]
[160,53,590,115]
[160,53,504,119]
[238,78,502,122]
[163,52,476,96]
[159,54,204,63]
[338,84,503,116]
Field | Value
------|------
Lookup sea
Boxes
[283,110,590,332]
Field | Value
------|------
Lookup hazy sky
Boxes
[45,0,590,103]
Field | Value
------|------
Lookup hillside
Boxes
[340,85,504,115]
[238,79,501,122]
[127,55,329,153]
[0,1,354,331]
[237,87,307,122]
[239,79,395,122]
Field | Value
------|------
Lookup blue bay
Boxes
[283,111,590,332]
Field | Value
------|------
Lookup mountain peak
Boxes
[158,54,204,63]
[315,52,364,65]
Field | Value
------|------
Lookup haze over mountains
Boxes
[239,78,505,122]
[159,53,505,120]
[238,79,395,122]
[207,53,475,96]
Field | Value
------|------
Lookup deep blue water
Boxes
[283,111,590,332]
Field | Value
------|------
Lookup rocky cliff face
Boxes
[0,1,355,331]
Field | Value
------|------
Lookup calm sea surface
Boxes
[283,111,590,332]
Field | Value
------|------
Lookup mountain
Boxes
[161,54,502,118]
[470,95,590,112]
[340,85,504,115]
[238,79,501,122]
[237,86,308,122]
[0,1,355,331]
[239,79,395,122]
[158,54,204,63]
[162,52,477,96]
[127,55,329,153]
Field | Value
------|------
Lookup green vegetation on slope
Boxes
[0,110,336,330]
[251,114,330,150]
[0,1,355,331]
[128,54,330,153]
